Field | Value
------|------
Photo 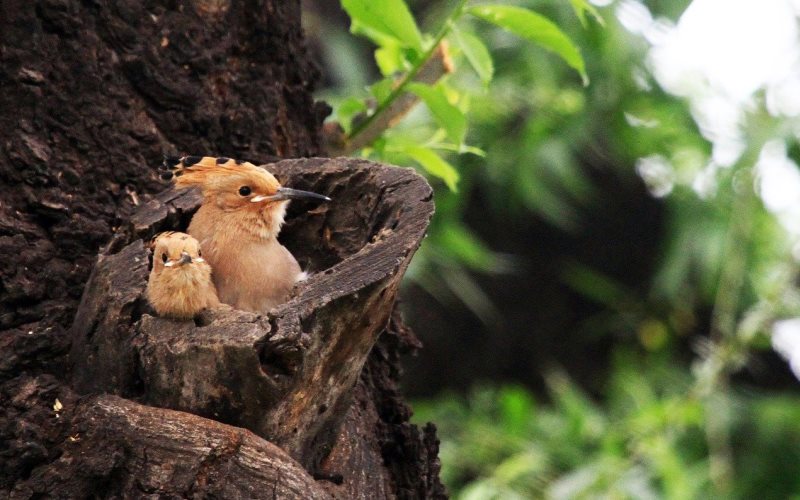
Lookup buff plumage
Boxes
[147,231,220,319]
[159,156,330,313]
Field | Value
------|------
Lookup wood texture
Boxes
[5,377,331,499]
[0,1,445,497]
[68,158,443,496]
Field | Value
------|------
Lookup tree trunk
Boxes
[0,2,445,498]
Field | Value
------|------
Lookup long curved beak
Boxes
[251,187,331,203]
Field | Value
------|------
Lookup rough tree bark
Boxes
[0,1,445,498]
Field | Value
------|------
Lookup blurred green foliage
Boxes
[413,358,800,498]
[315,0,800,497]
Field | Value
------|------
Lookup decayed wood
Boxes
[6,376,330,499]
[6,329,446,499]
[257,158,434,467]
[69,157,436,486]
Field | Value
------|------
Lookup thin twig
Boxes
[329,44,454,156]
[327,0,467,156]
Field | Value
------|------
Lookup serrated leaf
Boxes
[405,146,459,191]
[407,82,467,145]
[342,0,423,51]
[569,0,606,28]
[451,25,494,85]
[468,5,588,85]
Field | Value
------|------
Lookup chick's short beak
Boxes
[164,252,195,267]
[177,251,193,266]
[251,187,332,203]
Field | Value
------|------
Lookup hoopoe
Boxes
[160,156,330,313]
[147,231,219,319]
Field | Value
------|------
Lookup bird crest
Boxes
[150,230,175,244]
[159,155,281,195]
[149,231,185,250]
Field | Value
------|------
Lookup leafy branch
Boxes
[345,0,469,147]
[331,0,591,190]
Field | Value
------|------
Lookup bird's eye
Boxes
[198,249,202,257]
[238,186,252,196]
[161,253,168,263]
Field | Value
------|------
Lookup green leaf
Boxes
[468,5,588,85]
[374,43,406,76]
[334,97,368,133]
[498,386,535,436]
[437,224,496,270]
[431,143,487,157]
[569,0,606,28]
[369,76,395,104]
[349,20,402,48]
[405,145,459,191]
[336,97,367,121]
[561,263,630,307]
[451,25,494,85]
[341,0,423,51]
[407,82,467,146]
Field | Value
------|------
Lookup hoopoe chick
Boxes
[160,156,330,313]
[147,231,220,319]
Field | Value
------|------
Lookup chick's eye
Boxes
[198,250,202,257]
[238,186,252,196]
[161,253,168,263]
